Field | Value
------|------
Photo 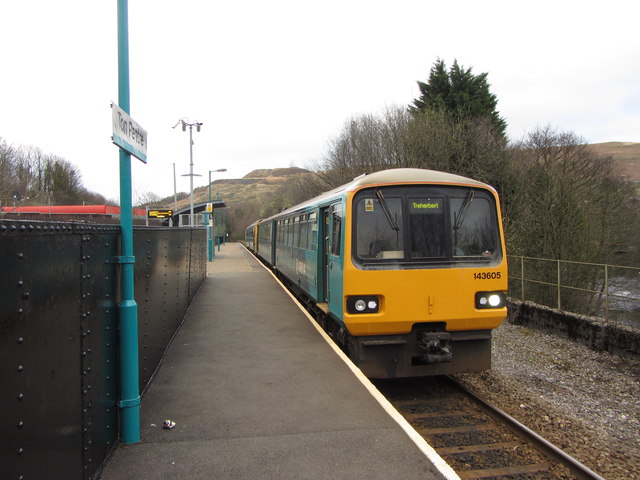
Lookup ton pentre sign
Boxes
[111,102,148,163]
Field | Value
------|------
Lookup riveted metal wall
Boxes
[135,228,206,388]
[1,223,89,480]
[0,220,206,480]
[79,226,120,478]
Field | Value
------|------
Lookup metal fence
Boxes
[508,256,640,329]
[1,220,206,480]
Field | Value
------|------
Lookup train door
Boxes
[270,220,277,267]
[321,208,330,302]
[320,203,344,318]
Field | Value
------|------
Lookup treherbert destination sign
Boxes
[111,102,148,163]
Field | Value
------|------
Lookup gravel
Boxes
[454,321,640,480]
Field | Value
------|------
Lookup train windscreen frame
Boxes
[352,186,502,269]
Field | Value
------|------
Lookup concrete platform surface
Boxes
[99,243,456,479]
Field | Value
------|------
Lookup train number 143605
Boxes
[473,272,501,280]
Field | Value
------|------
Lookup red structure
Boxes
[1,205,148,222]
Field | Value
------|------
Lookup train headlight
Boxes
[488,294,502,307]
[475,291,507,309]
[347,296,380,314]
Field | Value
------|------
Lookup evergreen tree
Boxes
[411,59,507,139]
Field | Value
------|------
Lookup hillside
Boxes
[588,141,640,182]
[173,167,312,210]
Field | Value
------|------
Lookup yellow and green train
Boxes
[246,168,508,378]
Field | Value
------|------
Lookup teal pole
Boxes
[216,192,220,252]
[217,207,221,251]
[208,171,213,261]
[117,0,140,445]
[204,207,210,260]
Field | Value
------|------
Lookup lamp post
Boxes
[173,119,202,227]
[207,168,227,261]
[171,163,177,227]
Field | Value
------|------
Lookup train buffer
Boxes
[100,243,456,479]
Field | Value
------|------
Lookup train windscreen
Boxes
[353,186,501,268]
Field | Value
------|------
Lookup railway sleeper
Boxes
[457,463,550,479]
[436,441,521,456]
[419,424,496,435]
[404,410,471,420]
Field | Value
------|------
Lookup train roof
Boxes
[258,168,494,223]
[345,168,488,190]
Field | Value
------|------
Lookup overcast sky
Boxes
[1,0,638,202]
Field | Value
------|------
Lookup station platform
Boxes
[100,243,457,480]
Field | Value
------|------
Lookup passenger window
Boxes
[309,213,318,251]
[300,217,309,250]
[293,216,300,248]
[285,219,292,246]
[331,207,342,256]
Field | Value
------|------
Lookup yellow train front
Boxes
[247,168,508,378]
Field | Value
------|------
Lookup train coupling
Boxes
[417,331,452,363]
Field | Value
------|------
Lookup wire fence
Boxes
[507,256,640,330]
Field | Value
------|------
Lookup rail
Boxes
[507,256,640,326]
[449,377,607,480]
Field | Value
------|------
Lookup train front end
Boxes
[342,176,508,378]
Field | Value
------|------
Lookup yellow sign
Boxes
[412,201,439,209]
[148,209,173,218]
[365,199,374,212]
[206,203,213,212]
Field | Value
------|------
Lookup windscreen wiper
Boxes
[454,190,474,230]
[375,189,400,232]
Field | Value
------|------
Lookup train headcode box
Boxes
[148,209,173,219]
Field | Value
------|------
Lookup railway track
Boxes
[373,376,606,480]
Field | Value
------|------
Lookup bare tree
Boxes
[0,138,116,210]
[0,138,18,206]
[507,126,637,313]
[508,127,629,260]
[316,105,509,193]
[314,106,415,186]
[135,190,162,207]
[227,200,261,240]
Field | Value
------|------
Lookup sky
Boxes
[1,0,638,203]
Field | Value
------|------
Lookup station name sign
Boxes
[111,102,148,163]
[148,209,173,219]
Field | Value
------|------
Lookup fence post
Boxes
[604,264,609,321]
[557,259,561,310]
[521,256,525,301]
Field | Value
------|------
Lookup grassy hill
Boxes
[588,142,640,182]
[172,167,312,210]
